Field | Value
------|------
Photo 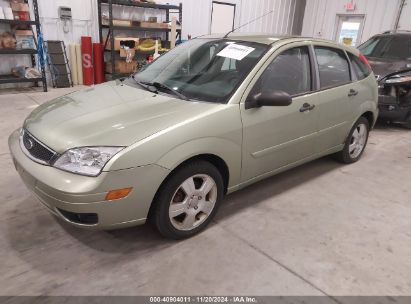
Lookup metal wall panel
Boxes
[302,0,401,44]
[166,0,211,38]
[166,0,302,37]
[236,0,300,35]
[398,0,411,31]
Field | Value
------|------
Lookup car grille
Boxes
[21,129,57,165]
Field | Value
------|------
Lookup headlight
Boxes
[385,74,411,84]
[54,147,124,176]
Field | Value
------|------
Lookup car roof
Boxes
[198,33,359,54]
[199,33,308,45]
[378,30,411,36]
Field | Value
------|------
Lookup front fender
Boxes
[156,137,242,188]
[104,104,243,185]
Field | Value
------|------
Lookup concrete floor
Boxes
[1,87,411,296]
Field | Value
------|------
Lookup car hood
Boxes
[367,57,411,80]
[24,81,220,153]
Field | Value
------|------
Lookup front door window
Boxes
[249,46,312,97]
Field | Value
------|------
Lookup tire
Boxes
[152,160,224,239]
[334,117,370,164]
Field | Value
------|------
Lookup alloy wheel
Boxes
[169,174,218,231]
[349,123,368,159]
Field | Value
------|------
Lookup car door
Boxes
[240,44,321,182]
[313,45,356,153]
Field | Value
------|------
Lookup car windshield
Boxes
[359,35,411,60]
[133,38,269,103]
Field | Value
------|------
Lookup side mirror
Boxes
[245,91,292,110]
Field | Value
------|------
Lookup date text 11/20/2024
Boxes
[149,297,257,303]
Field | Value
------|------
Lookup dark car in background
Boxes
[359,31,411,128]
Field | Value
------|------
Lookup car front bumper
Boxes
[378,95,411,123]
[8,129,170,230]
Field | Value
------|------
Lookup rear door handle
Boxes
[300,103,315,113]
[348,89,358,97]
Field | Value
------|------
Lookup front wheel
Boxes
[335,117,370,164]
[152,161,224,239]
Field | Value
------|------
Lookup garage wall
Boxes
[302,0,401,44]
[1,0,305,46]
[35,0,99,43]
[165,0,305,38]
[237,0,304,35]
[0,0,98,82]
[108,0,212,39]
[29,0,303,43]
[0,0,31,78]
[0,0,305,85]
[33,0,304,44]
[397,0,411,30]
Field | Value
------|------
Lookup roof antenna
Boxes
[223,10,274,38]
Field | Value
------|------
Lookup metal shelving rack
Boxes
[97,0,182,79]
[0,0,47,91]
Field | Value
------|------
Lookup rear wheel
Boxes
[335,117,370,164]
[152,161,224,239]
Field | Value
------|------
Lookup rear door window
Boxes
[314,46,351,89]
[348,53,371,80]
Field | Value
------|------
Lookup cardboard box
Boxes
[120,48,136,58]
[141,21,163,28]
[131,20,142,27]
[102,18,132,27]
[140,22,179,30]
[11,3,29,12]
[113,19,132,27]
[15,30,32,36]
[152,22,170,29]
[106,60,138,74]
[106,37,139,51]
[16,35,35,49]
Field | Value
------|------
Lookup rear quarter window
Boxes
[348,52,371,80]
[314,46,351,89]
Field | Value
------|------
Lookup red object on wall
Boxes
[13,11,30,21]
[81,36,94,86]
[93,43,105,84]
[345,2,356,11]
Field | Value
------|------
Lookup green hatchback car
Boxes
[9,34,378,239]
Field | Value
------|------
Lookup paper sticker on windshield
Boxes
[217,44,255,61]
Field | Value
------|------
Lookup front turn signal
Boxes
[105,188,133,201]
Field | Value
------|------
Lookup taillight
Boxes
[359,52,372,71]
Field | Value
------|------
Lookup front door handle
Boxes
[300,103,315,113]
[348,89,358,97]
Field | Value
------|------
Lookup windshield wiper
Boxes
[131,75,157,93]
[149,81,190,101]
[131,77,190,101]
